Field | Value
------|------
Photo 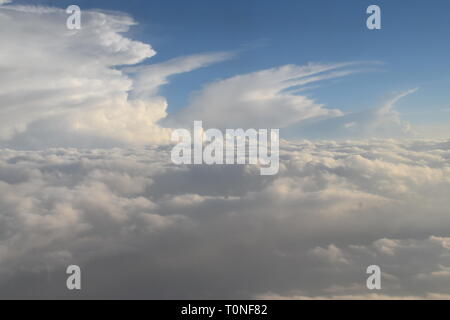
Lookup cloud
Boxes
[1,139,450,298]
[1,2,447,300]
[284,88,418,140]
[256,292,450,300]
[125,52,234,100]
[167,63,368,129]
[0,5,232,149]
[310,244,349,265]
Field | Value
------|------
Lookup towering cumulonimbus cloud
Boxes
[0,5,234,148]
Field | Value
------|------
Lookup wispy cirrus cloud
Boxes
[167,63,368,129]
[284,88,418,140]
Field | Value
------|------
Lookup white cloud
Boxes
[0,5,232,148]
[167,63,367,129]
[284,88,418,140]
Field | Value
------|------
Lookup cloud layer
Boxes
[1,139,450,298]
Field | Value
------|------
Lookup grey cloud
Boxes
[1,140,450,298]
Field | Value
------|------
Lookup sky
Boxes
[9,0,450,136]
[1,0,450,300]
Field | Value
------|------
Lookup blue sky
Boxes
[14,0,450,134]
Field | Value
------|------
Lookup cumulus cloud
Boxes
[259,235,450,299]
[0,6,155,145]
[0,5,231,149]
[125,52,234,100]
[1,139,450,298]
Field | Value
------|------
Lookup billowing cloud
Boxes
[1,139,450,298]
[0,6,155,145]
[125,52,234,100]
[0,5,232,149]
